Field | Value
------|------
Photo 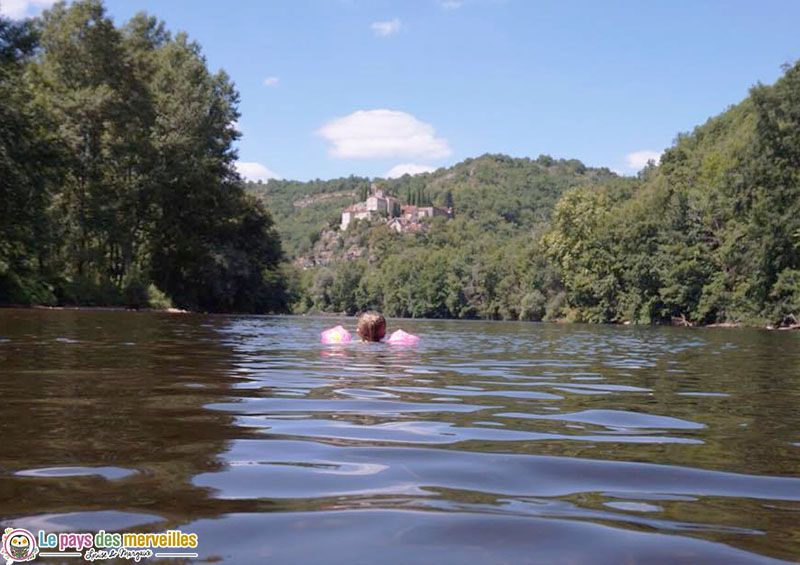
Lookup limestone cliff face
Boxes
[294,216,424,269]
[294,227,372,268]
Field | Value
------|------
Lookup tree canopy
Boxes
[0,1,286,313]
[544,63,800,326]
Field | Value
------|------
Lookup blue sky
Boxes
[4,0,800,181]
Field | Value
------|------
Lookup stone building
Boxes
[341,187,401,230]
[341,186,451,232]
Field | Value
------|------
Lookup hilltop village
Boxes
[341,186,452,233]
[294,185,453,268]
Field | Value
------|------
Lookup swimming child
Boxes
[320,311,419,345]
[357,311,386,342]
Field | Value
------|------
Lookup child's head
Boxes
[357,311,386,342]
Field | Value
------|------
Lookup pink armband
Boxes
[320,325,352,344]
[386,329,419,345]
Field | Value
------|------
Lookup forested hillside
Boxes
[545,63,800,326]
[247,154,623,259]
[0,1,286,313]
[249,175,371,259]
[252,64,800,327]
[250,155,635,320]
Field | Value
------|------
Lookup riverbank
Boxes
[1,304,189,314]
[296,310,800,331]
[3,304,798,330]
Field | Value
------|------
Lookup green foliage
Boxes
[121,271,172,309]
[248,176,370,258]
[146,284,173,309]
[543,61,800,326]
[247,154,618,260]
[123,277,150,309]
[280,63,800,327]
[0,1,286,313]
[770,269,800,325]
[294,215,567,321]
[61,274,123,307]
[0,13,54,305]
[543,187,619,322]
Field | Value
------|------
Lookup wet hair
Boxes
[357,311,386,342]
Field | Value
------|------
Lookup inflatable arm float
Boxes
[386,329,420,345]
[320,325,352,344]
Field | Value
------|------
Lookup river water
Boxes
[1,309,799,563]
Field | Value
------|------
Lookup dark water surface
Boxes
[1,310,800,564]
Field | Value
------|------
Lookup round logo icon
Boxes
[1,528,38,563]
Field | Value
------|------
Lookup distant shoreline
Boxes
[0,304,189,314]
[2,304,797,331]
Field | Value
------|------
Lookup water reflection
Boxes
[0,310,239,528]
[1,311,799,562]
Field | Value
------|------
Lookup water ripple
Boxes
[2,311,800,563]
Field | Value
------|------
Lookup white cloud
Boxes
[236,161,282,182]
[316,109,451,160]
[263,76,280,87]
[440,0,462,10]
[0,0,55,18]
[625,150,663,171]
[384,163,436,179]
[370,18,402,37]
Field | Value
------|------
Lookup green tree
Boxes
[1,1,287,312]
[0,14,55,304]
